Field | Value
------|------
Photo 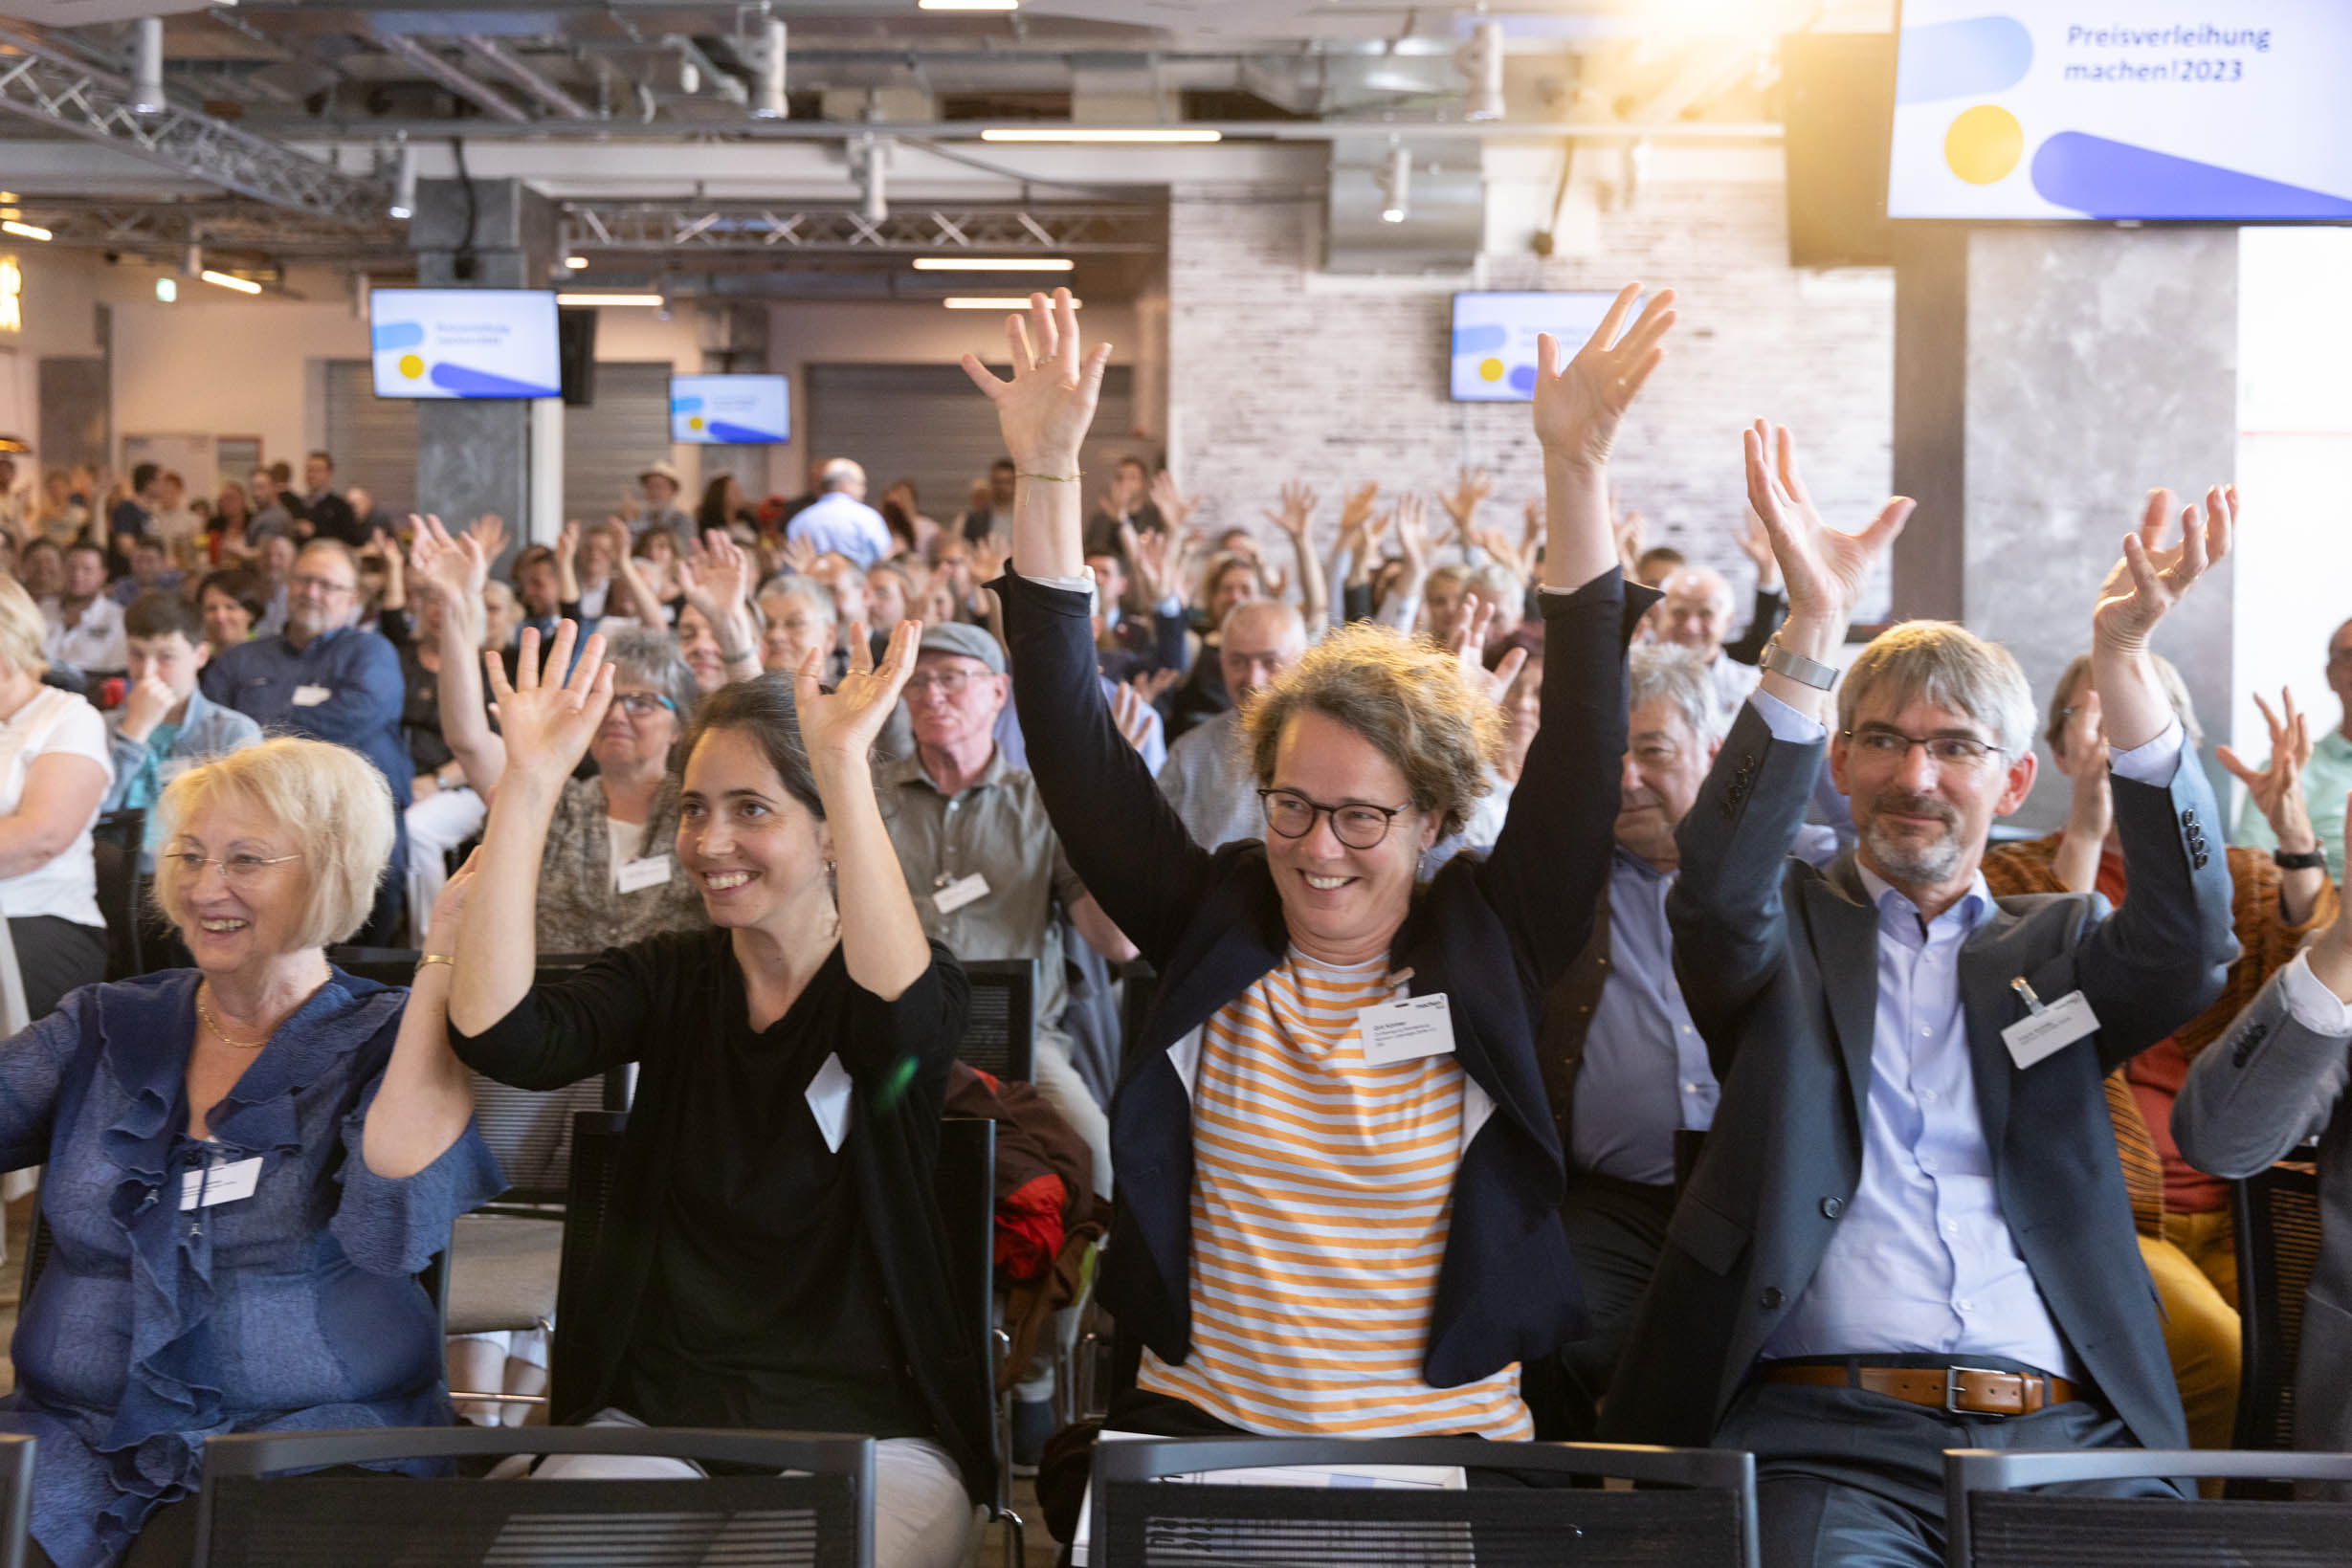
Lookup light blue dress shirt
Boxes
[1746,686,2181,1378]
[1574,849,1718,1185]
[784,492,895,568]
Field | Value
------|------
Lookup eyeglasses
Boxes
[1841,728,2004,769]
[612,691,678,718]
[290,573,355,596]
[904,670,985,697]
[1258,788,1409,850]
[168,850,301,883]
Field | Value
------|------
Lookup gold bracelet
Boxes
[1018,471,1083,483]
[416,953,456,970]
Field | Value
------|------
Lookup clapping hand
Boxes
[2218,686,2318,853]
[1743,420,1915,628]
[959,288,1110,474]
[796,619,919,763]
[484,621,613,788]
[2093,486,2233,652]
[1532,284,1677,472]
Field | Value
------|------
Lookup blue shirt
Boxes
[785,492,894,568]
[101,687,265,863]
[1574,849,1718,1184]
[1748,686,2182,1377]
[200,625,412,807]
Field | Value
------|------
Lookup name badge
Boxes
[2001,979,2101,1070]
[933,872,989,915]
[806,1052,854,1153]
[290,684,332,707]
[1358,993,1456,1066]
[615,854,673,894]
[158,757,195,784]
[178,1155,264,1211]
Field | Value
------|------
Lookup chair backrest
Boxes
[0,1433,33,1568]
[1944,1447,2352,1568]
[958,958,1035,1082]
[1092,1436,1759,1568]
[191,1426,875,1568]
[90,806,146,982]
[550,1108,631,1416]
[933,1117,1000,1456]
[2232,1156,2323,1454]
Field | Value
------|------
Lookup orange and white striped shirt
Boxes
[1138,948,1531,1438]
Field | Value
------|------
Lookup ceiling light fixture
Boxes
[943,297,1081,309]
[388,143,418,221]
[564,254,589,270]
[129,16,166,118]
[155,277,176,303]
[751,14,788,120]
[201,270,262,295]
[1378,144,1412,223]
[556,292,664,307]
[979,127,1219,144]
[0,220,52,242]
[912,257,1075,272]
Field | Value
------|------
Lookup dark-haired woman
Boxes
[446,620,987,1568]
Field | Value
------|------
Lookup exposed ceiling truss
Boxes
[562,201,1162,256]
[0,19,387,225]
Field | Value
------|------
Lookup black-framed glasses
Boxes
[1257,788,1409,850]
[289,573,356,596]
[1841,727,2003,769]
[612,690,678,718]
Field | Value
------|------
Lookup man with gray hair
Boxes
[1159,601,1310,850]
[1658,564,1765,718]
[785,456,894,567]
[1605,436,2239,1568]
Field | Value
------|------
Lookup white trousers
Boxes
[528,1408,978,1568]
[404,785,486,942]
[1032,1026,1112,1201]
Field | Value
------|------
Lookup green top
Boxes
[2232,726,2352,879]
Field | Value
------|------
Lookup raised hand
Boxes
[466,512,509,563]
[423,847,482,956]
[1394,494,1434,573]
[1265,479,1317,541]
[1532,284,1677,471]
[1129,665,1182,707]
[1108,676,1164,757]
[796,618,918,762]
[410,513,488,626]
[958,287,1109,473]
[1121,521,1182,606]
[971,532,1011,585]
[680,528,753,621]
[557,517,581,563]
[2093,485,2234,652]
[1445,596,1529,705]
[1438,468,1492,532]
[1743,420,1915,628]
[484,621,613,788]
[1612,502,1647,575]
[2217,686,2318,850]
[1472,525,1530,581]
[1338,481,1380,537]
[1735,507,1783,593]
[1148,469,1200,530]
[780,535,818,577]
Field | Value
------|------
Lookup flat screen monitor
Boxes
[1889,1,2352,220]
[368,289,562,399]
[670,374,791,444]
[1450,292,1626,403]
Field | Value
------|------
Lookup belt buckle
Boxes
[1943,1365,2009,1415]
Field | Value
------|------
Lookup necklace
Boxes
[195,985,271,1050]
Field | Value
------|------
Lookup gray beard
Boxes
[1860,814,1965,887]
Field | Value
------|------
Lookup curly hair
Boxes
[1241,622,1501,839]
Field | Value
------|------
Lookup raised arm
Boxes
[793,619,931,1002]
[681,529,763,685]
[410,514,502,796]
[553,519,582,606]
[361,852,480,1179]
[2219,685,2328,927]
[959,288,1110,582]
[1265,480,1327,627]
[2093,486,2233,750]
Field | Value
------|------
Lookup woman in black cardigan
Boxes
[445,619,987,1568]
[959,285,1674,1458]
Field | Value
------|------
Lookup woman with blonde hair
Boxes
[0,575,114,1018]
[0,737,501,1568]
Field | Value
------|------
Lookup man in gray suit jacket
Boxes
[1599,433,2241,1567]
[2175,875,2352,1486]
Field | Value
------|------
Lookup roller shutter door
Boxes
[562,361,674,523]
[321,361,419,517]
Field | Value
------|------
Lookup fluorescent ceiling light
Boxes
[201,270,262,295]
[943,296,1081,309]
[155,277,176,302]
[1,220,53,242]
[556,292,664,307]
[563,254,589,269]
[912,256,1075,272]
[920,0,1017,10]
[980,128,1219,144]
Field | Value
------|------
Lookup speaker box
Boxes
[1782,33,1897,268]
[558,306,597,407]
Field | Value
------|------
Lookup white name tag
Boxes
[933,872,989,915]
[290,684,331,707]
[2002,990,2102,1070]
[615,854,673,894]
[178,1155,264,1211]
[1358,992,1456,1066]
[805,1052,854,1153]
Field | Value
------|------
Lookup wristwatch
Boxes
[2273,847,2327,872]
[1761,635,1840,692]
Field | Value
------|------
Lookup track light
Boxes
[1378,144,1411,224]
[1460,21,1506,121]
[0,220,51,242]
[851,133,889,224]
[388,144,417,221]
[751,15,788,120]
[130,17,166,118]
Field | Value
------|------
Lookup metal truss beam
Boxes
[0,23,386,225]
[18,199,405,257]
[561,202,1161,255]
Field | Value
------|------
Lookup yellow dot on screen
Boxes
[1943,104,2024,185]
[397,353,425,379]
[689,416,704,431]
[1478,357,1505,382]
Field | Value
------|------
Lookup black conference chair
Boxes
[958,959,1036,1083]
[2231,1154,2323,1477]
[1091,1435,1760,1568]
[1943,1447,2352,1568]
[938,1115,1024,1567]
[550,1109,631,1417]
[89,807,147,982]
[0,1432,33,1568]
[191,1426,875,1568]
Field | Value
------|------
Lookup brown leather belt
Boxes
[1759,1362,2078,1417]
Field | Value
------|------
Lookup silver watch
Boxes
[1761,638,1839,692]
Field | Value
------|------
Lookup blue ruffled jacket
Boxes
[0,969,504,1568]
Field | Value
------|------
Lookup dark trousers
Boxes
[1530,1173,1676,1440]
[7,916,107,1021]
[1715,1367,2178,1568]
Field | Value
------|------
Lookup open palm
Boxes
[485,622,613,784]
[2093,485,2232,650]
[1531,284,1677,469]
[1744,420,1914,624]
[797,619,920,761]
[958,288,1109,472]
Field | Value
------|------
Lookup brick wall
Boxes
[1160,164,1897,615]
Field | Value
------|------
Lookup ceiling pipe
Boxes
[367,28,532,124]
[455,34,595,120]
[751,16,788,121]
[128,16,166,117]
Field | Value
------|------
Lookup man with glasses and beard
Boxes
[203,540,411,941]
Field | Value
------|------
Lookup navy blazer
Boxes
[996,566,1655,1390]
[1602,698,2236,1451]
